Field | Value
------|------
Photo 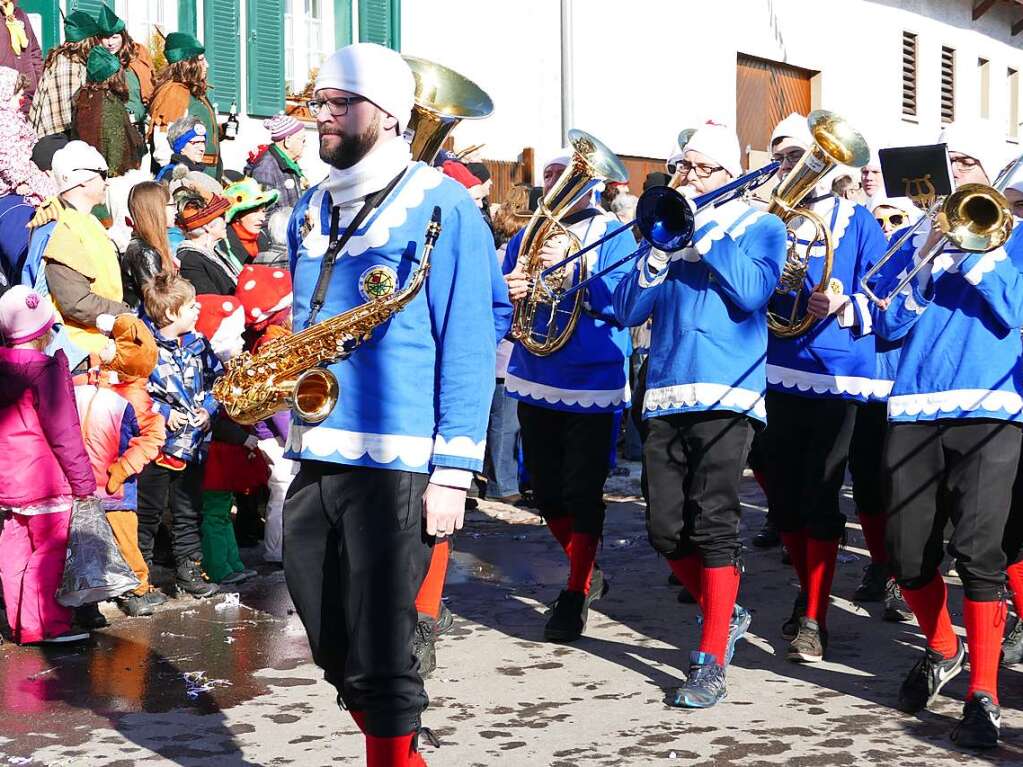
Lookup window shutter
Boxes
[21,0,59,54]
[336,0,353,48]
[66,0,112,15]
[901,31,917,119]
[358,0,400,51]
[178,0,198,37]
[246,0,284,117]
[204,0,241,112]
[940,45,956,125]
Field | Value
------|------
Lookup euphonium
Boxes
[212,58,491,425]
[510,129,629,356]
[767,110,870,338]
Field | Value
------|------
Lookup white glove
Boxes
[539,234,572,269]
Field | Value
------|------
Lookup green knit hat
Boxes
[95,5,126,37]
[224,178,280,223]
[64,10,100,43]
[164,32,204,64]
[86,46,120,83]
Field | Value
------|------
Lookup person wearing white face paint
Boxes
[614,122,786,708]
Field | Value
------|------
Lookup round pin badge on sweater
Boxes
[359,265,398,301]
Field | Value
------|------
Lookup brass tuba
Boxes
[510,129,629,356]
[212,59,491,425]
[767,110,870,338]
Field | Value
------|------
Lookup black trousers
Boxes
[644,411,754,567]
[885,420,1022,602]
[517,402,614,536]
[1003,448,1023,566]
[136,460,206,564]
[763,391,857,540]
[848,400,888,517]
[283,461,432,738]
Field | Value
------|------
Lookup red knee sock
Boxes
[366,732,426,767]
[900,574,959,659]
[699,565,740,665]
[414,540,449,621]
[666,555,703,608]
[1007,561,1023,617]
[567,532,598,594]
[857,513,888,568]
[964,597,1006,704]
[545,517,572,554]
[805,537,840,629]
[780,530,808,590]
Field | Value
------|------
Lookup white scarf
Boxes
[320,136,413,206]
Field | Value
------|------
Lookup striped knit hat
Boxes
[264,113,303,142]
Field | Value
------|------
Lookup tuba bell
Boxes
[766,110,870,338]
[510,129,629,356]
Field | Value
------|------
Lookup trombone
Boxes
[536,161,781,301]
[859,151,1023,307]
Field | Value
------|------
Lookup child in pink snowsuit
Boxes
[0,286,96,644]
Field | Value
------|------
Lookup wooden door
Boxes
[736,54,814,170]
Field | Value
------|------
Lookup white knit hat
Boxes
[771,112,813,150]
[683,123,742,178]
[938,120,1004,181]
[51,140,108,194]
[315,43,415,133]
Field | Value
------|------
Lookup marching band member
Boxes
[283,43,499,767]
[877,122,1022,749]
[502,150,635,643]
[764,113,889,663]
[614,123,787,707]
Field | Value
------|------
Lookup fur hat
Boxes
[196,294,245,362]
[105,314,157,379]
[235,264,293,331]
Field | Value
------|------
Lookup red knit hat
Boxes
[195,294,245,361]
[235,264,293,331]
[178,194,230,231]
[441,160,482,189]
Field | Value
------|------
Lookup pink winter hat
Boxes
[264,113,303,142]
[0,285,55,345]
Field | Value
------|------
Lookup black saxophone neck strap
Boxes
[306,167,408,327]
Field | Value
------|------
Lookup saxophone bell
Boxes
[289,368,340,424]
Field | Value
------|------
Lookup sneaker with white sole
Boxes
[951,692,1000,750]
[897,639,965,713]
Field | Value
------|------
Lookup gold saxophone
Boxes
[212,57,491,426]
[213,210,442,425]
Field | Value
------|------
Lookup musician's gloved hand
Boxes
[504,265,531,301]
[423,481,467,538]
[539,234,572,269]
[646,248,672,273]
[807,290,850,319]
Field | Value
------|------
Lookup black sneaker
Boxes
[853,563,888,602]
[951,693,1000,750]
[753,520,780,549]
[544,589,587,643]
[436,602,455,635]
[787,617,827,663]
[413,615,437,677]
[669,651,727,708]
[1002,615,1023,666]
[143,589,168,609]
[883,579,912,622]
[175,560,220,598]
[782,592,807,640]
[117,593,155,617]
[75,603,109,630]
[897,639,965,713]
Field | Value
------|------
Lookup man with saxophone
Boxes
[613,123,787,708]
[502,147,635,643]
[763,113,889,664]
[876,122,1023,749]
[282,43,499,767]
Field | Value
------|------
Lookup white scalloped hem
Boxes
[505,373,629,410]
[644,382,766,420]
[889,389,1023,418]
[766,365,893,399]
[286,425,433,467]
[434,434,486,461]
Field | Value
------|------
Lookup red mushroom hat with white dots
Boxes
[235,264,293,331]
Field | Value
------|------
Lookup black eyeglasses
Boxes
[674,160,724,179]
[85,168,108,180]
[950,155,980,170]
[306,96,368,117]
[771,149,805,166]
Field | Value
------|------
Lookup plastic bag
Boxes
[57,497,140,607]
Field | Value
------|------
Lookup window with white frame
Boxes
[285,0,331,96]
[113,0,177,51]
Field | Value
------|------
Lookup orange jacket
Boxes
[93,369,167,475]
[129,43,155,104]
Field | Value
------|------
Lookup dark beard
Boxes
[319,118,381,169]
